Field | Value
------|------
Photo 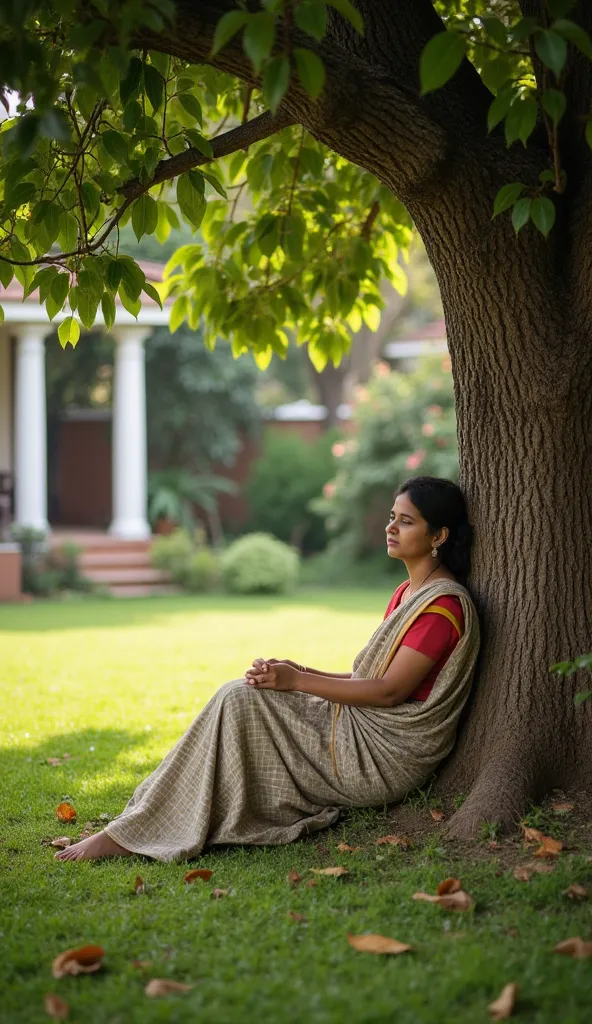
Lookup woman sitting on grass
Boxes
[56,475,481,863]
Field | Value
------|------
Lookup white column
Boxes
[109,326,151,540]
[14,325,49,532]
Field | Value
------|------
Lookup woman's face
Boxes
[385,492,441,560]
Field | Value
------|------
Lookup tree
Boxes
[1,1,591,836]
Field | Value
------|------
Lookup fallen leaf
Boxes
[551,802,574,813]
[375,835,413,849]
[315,844,330,855]
[183,869,213,883]
[145,979,193,997]
[62,753,72,760]
[47,758,63,767]
[534,836,563,858]
[488,982,519,1020]
[287,870,302,886]
[513,866,532,882]
[288,911,307,923]
[413,890,473,911]
[44,993,70,1020]
[52,945,104,979]
[347,932,412,955]
[429,808,444,821]
[132,960,153,970]
[212,888,230,899]
[506,928,519,938]
[488,841,501,849]
[310,866,348,877]
[134,876,145,895]
[305,879,317,888]
[562,884,588,901]
[525,860,555,874]
[521,826,544,842]
[552,937,592,959]
[337,843,362,853]
[50,837,72,849]
[56,802,77,823]
[436,877,461,895]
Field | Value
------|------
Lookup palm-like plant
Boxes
[147,469,237,546]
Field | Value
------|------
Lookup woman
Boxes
[56,475,480,863]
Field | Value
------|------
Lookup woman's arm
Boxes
[248,658,351,680]
[246,646,437,707]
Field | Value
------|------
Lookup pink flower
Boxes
[427,404,442,417]
[441,356,452,372]
[332,442,346,457]
[376,361,391,377]
[323,482,336,498]
[353,385,369,402]
[422,423,435,437]
[406,449,426,470]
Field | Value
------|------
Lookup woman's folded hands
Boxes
[244,657,300,691]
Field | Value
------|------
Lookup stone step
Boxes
[107,583,182,598]
[79,550,154,570]
[85,567,171,585]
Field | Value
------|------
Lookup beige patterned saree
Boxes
[105,579,480,862]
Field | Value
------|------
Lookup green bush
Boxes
[245,430,336,553]
[184,549,219,593]
[311,357,458,556]
[220,533,300,595]
[150,529,195,582]
[10,528,93,595]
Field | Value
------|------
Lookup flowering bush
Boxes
[311,357,458,556]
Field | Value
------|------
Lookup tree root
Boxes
[443,758,539,840]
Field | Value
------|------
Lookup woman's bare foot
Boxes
[54,830,134,861]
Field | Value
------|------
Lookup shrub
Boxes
[184,549,219,593]
[245,430,336,553]
[10,528,92,595]
[150,529,195,583]
[220,533,300,595]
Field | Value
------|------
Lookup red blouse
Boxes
[383,581,464,701]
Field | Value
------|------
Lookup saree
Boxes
[104,579,480,862]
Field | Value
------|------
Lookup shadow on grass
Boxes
[0,588,395,633]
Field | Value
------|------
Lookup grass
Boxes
[1,591,591,1024]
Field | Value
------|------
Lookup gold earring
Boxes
[432,547,438,558]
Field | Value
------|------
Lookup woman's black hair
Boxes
[393,476,474,583]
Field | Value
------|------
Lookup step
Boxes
[84,567,171,585]
[107,584,182,598]
[51,535,152,554]
[79,550,154,570]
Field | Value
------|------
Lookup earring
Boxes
[432,547,438,558]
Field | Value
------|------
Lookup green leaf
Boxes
[505,96,537,147]
[487,88,516,132]
[177,171,207,228]
[101,290,116,330]
[58,212,79,254]
[0,303,3,323]
[120,57,143,107]
[294,48,326,99]
[0,260,13,288]
[77,282,100,329]
[122,100,142,132]
[253,346,273,370]
[58,316,80,349]
[143,281,163,309]
[132,193,158,241]
[32,201,63,249]
[574,689,592,706]
[326,0,363,33]
[178,93,203,126]
[101,130,128,165]
[281,213,305,260]
[419,31,466,95]
[106,260,123,294]
[144,64,164,113]
[81,182,100,219]
[295,1,327,41]
[535,29,567,77]
[493,181,526,216]
[511,197,532,234]
[262,55,290,114]
[541,88,566,126]
[211,10,249,55]
[119,283,141,317]
[47,273,69,319]
[170,294,189,332]
[4,181,36,211]
[201,170,227,198]
[244,13,275,72]
[551,19,592,59]
[530,196,556,237]
[185,129,213,157]
[118,258,145,301]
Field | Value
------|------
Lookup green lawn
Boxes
[1,592,590,1024]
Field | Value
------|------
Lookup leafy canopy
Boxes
[1,0,591,364]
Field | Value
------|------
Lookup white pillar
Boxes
[14,325,49,532]
[109,326,151,540]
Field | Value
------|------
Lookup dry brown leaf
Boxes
[347,933,412,955]
[413,890,474,911]
[488,841,501,849]
[132,960,153,971]
[305,879,317,888]
[436,877,461,895]
[134,876,145,895]
[212,888,230,899]
[551,802,574,813]
[287,869,302,886]
[429,808,444,821]
[47,758,63,767]
[288,911,307,923]
[521,826,544,842]
[552,937,592,959]
[52,945,104,979]
[55,802,77,823]
[375,835,413,849]
[310,866,349,877]
[562,884,588,901]
[506,928,519,939]
[145,979,193,997]
[50,837,72,849]
[527,861,555,874]
[44,993,70,1020]
[534,836,563,858]
[336,843,362,853]
[183,869,213,883]
[488,982,519,1020]
[513,866,532,882]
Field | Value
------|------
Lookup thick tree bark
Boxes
[140,1,592,835]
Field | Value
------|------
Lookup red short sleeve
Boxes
[400,596,464,660]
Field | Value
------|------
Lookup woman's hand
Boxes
[244,659,298,691]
